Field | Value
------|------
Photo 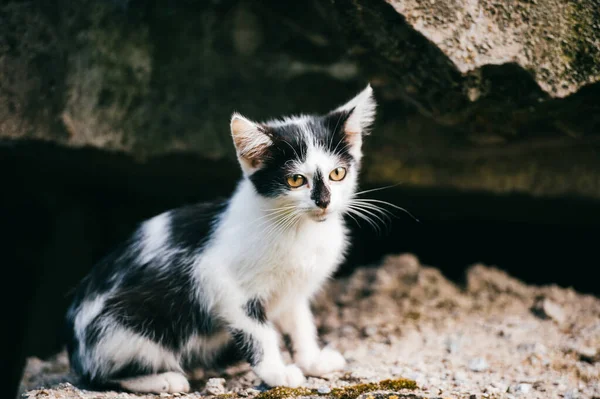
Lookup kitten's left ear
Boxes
[230,113,273,175]
[330,84,377,160]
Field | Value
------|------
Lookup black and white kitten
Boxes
[65,85,376,393]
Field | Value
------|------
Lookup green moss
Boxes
[255,386,315,399]
[331,379,417,399]
[377,379,418,391]
[404,311,421,321]
[254,378,417,399]
[331,383,379,399]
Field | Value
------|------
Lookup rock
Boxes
[204,378,227,396]
[516,342,547,356]
[511,383,532,395]
[467,265,529,298]
[468,358,489,372]
[445,336,461,354]
[362,326,378,337]
[564,390,580,399]
[569,345,599,363]
[531,296,566,324]
[453,371,467,383]
[318,386,331,394]
[2,0,600,200]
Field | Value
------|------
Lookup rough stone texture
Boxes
[1,0,600,199]
[387,0,600,97]
[20,254,600,399]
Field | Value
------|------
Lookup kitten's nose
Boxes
[314,198,330,209]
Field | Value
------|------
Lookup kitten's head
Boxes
[230,85,376,222]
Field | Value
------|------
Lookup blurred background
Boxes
[1,0,599,396]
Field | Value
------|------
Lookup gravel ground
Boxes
[21,254,600,399]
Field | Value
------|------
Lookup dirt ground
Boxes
[21,254,600,399]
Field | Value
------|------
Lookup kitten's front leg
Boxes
[224,300,305,388]
[276,299,346,377]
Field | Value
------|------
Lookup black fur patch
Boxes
[101,252,219,351]
[249,123,308,197]
[244,298,267,324]
[210,339,245,369]
[66,200,228,375]
[282,333,294,356]
[231,329,263,367]
[169,200,228,251]
[311,169,330,209]
[249,110,354,198]
[82,360,157,390]
[64,312,83,376]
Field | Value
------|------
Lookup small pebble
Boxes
[453,371,467,383]
[565,390,580,399]
[469,358,489,372]
[318,386,331,394]
[341,325,357,337]
[204,377,227,395]
[362,326,378,337]
[445,336,461,354]
[531,296,566,324]
[513,383,532,395]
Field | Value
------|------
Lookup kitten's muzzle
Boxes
[311,208,329,222]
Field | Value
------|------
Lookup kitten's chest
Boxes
[246,218,347,296]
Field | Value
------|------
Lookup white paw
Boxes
[258,364,306,388]
[297,347,346,377]
[159,372,191,393]
[118,372,190,394]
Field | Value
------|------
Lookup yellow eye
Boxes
[329,167,347,181]
[286,174,306,188]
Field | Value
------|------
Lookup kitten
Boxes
[65,85,376,393]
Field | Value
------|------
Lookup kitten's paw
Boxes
[297,347,346,377]
[118,371,190,393]
[258,364,306,388]
[163,372,191,393]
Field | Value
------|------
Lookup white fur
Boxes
[90,320,182,379]
[138,212,172,264]
[73,296,106,375]
[189,141,353,384]
[117,371,190,394]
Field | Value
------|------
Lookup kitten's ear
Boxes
[330,84,376,159]
[230,113,272,175]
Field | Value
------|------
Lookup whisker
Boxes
[353,198,420,222]
[344,212,361,227]
[261,204,297,211]
[253,210,291,230]
[348,205,390,229]
[345,208,381,234]
[349,202,394,223]
[265,210,301,242]
[354,183,404,196]
[261,211,296,239]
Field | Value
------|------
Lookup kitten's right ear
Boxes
[230,113,272,175]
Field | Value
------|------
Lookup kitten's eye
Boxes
[286,174,306,188]
[329,167,347,181]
